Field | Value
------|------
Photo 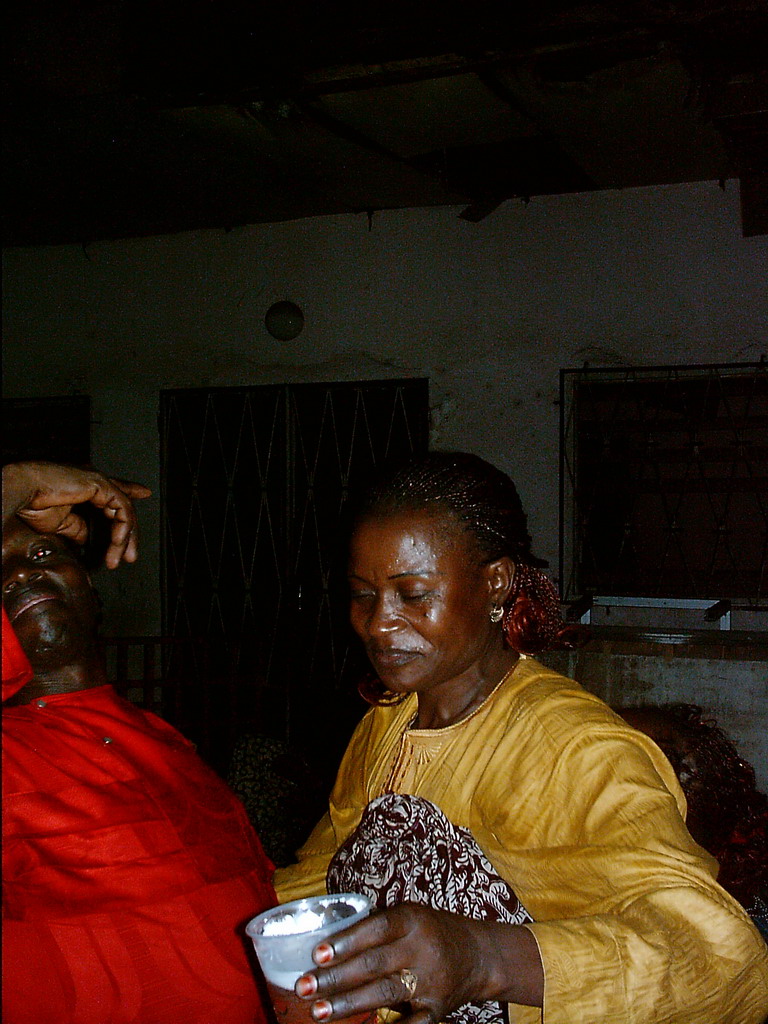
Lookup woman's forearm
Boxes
[466,920,544,1008]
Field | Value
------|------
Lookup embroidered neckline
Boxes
[406,658,520,736]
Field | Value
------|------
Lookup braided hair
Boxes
[353,451,582,669]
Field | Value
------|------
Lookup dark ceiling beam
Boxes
[296,30,658,99]
[270,97,461,189]
[115,2,768,109]
[142,27,688,109]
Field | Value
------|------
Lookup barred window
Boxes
[560,362,768,632]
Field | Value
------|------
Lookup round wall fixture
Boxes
[265,300,304,340]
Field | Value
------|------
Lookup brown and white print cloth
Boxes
[327,792,532,1024]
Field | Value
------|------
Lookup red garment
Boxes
[2,605,33,701]
[2,683,277,1024]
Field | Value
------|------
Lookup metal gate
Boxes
[160,378,429,780]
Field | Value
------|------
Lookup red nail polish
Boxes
[313,1000,332,1021]
[314,943,333,965]
[296,975,317,998]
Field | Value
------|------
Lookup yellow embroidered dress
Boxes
[275,658,768,1024]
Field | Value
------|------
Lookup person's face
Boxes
[2,523,100,668]
[348,510,507,697]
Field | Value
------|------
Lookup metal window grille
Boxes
[559,362,768,627]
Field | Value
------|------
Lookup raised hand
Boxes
[3,462,152,569]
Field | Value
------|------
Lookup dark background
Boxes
[4,0,767,248]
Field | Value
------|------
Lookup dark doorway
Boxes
[160,379,429,789]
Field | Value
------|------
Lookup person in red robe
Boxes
[3,462,277,1024]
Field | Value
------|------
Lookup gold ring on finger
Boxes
[399,968,418,1000]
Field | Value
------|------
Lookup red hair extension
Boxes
[502,564,586,654]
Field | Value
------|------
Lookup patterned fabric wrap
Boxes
[327,792,532,1024]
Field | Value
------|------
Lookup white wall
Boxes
[3,179,766,630]
[541,647,768,792]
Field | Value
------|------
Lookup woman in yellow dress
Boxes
[275,451,768,1024]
